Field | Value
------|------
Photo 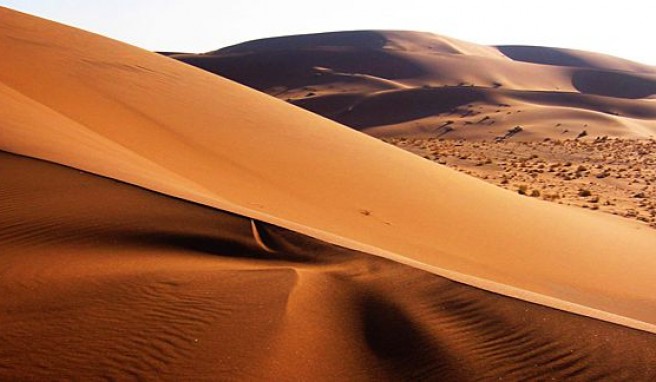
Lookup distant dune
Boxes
[2,7,656,380]
[171,30,656,139]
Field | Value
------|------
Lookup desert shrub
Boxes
[578,189,592,197]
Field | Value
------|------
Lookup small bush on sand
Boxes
[578,189,592,197]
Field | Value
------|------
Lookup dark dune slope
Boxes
[2,151,656,381]
[497,45,656,73]
[290,86,656,131]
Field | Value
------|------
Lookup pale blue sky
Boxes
[3,0,654,64]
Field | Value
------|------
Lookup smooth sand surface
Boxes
[173,30,656,139]
[2,7,656,332]
[2,151,656,380]
[1,7,656,378]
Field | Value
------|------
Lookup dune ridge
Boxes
[1,5,656,339]
[172,30,656,139]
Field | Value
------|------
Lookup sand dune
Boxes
[171,30,656,139]
[2,7,656,379]
[3,5,656,330]
[3,152,656,380]
[497,45,656,73]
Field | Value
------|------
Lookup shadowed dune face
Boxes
[2,152,656,380]
[573,70,656,99]
[300,87,491,130]
[172,30,656,139]
[496,45,656,73]
[293,86,656,131]
[497,45,597,68]
[178,49,426,91]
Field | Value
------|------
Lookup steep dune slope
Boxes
[497,45,656,73]
[172,30,656,139]
[3,152,656,380]
[1,6,656,336]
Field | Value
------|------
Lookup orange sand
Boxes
[1,7,656,380]
[3,151,656,379]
